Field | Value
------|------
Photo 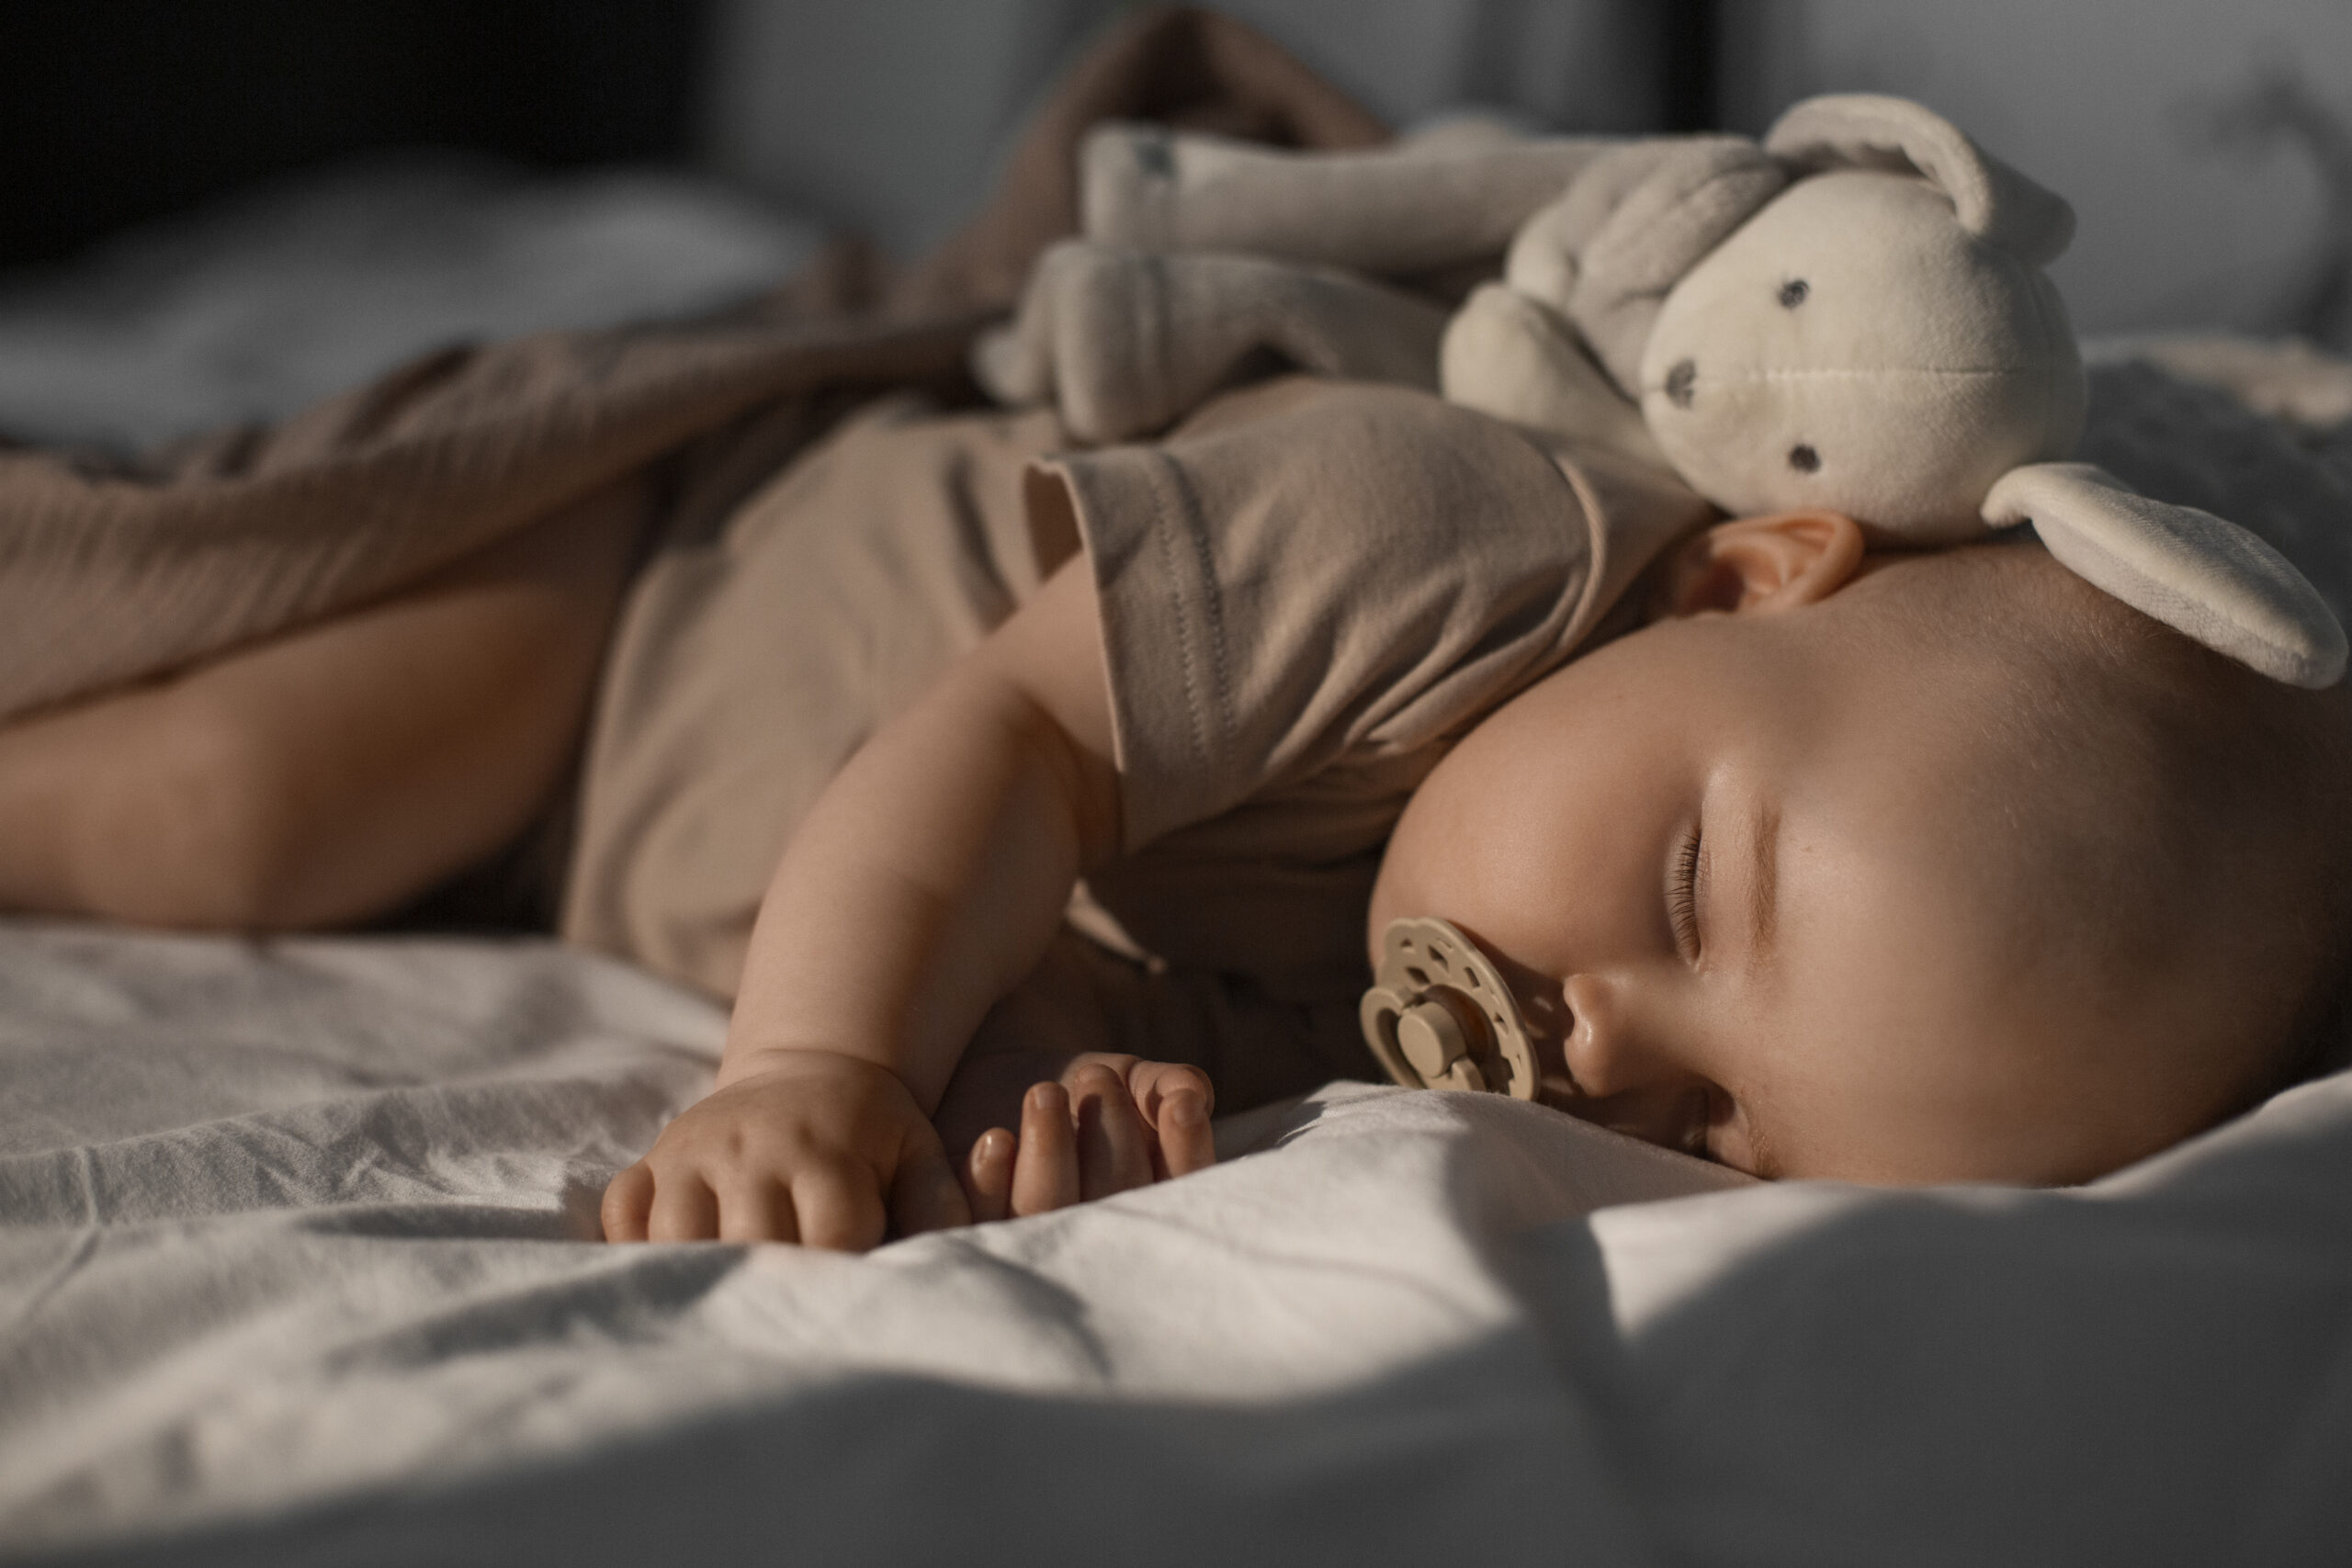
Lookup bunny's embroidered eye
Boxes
[1665,358,1697,408]
[1788,444,1820,472]
[1132,132,1176,178]
[1778,278,1809,308]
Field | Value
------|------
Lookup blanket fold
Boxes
[0,6,1385,727]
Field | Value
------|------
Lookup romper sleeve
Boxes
[1026,377,1710,851]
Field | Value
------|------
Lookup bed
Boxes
[6,20,2352,1568]
[5,845,2350,1566]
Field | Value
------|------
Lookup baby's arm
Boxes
[602,558,1170,1247]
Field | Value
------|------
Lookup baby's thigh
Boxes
[0,474,649,929]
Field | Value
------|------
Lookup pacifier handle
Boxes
[1360,917,1540,1100]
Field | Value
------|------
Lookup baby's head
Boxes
[1371,511,2352,1183]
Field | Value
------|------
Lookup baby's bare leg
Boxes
[0,475,649,930]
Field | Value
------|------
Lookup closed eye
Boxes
[1669,821,1703,960]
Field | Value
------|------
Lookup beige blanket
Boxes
[0,6,1384,727]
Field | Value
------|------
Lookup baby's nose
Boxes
[1560,972,1624,1094]
[1559,972,1682,1098]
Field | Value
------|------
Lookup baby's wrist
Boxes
[716,1042,909,1095]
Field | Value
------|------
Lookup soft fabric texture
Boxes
[964,112,1591,442]
[560,394,1058,998]
[1077,118,1603,274]
[1983,461,2349,686]
[3,917,2348,1566]
[0,6,1384,730]
[1633,167,2083,534]
[1762,90,2077,265]
[1510,136,1792,398]
[1440,277,1666,465]
[970,240,1449,444]
[1039,378,1706,852]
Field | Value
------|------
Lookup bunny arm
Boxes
[1440,283,1666,468]
[1080,120,1616,276]
[972,241,1449,445]
[1505,137,1790,399]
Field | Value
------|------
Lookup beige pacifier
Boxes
[1360,917,1540,1099]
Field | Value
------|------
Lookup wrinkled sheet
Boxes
[2,919,2348,1567]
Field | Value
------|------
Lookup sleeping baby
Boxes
[581,372,2352,1245]
[592,96,2352,1243]
[2,89,2346,1250]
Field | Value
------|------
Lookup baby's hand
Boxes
[961,1055,1216,1222]
[601,1050,968,1249]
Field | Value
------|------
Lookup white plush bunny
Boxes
[978,95,2346,687]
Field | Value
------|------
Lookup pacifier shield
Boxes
[1360,917,1539,1100]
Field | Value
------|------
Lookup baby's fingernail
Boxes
[1170,1095,1205,1127]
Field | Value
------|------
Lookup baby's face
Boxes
[1371,575,2221,1184]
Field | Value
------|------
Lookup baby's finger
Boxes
[1011,1083,1080,1215]
[890,1133,974,1238]
[600,1162,655,1243]
[645,1171,721,1242]
[1069,1063,1153,1199]
[962,1128,1016,1224]
[715,1179,799,1245]
[792,1169,889,1252]
[1131,1064,1216,1180]
[1154,1088,1216,1179]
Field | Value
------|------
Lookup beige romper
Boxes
[561,377,1712,1104]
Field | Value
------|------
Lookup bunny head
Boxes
[1638,152,2084,541]
[1451,94,2346,686]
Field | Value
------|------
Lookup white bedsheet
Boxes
[2,919,2348,1567]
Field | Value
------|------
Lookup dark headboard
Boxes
[0,0,716,268]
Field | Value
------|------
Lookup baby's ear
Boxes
[1983,464,2348,687]
[1659,510,1866,617]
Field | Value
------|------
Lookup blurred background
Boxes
[5,0,2352,447]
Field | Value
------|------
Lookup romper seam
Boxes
[1155,452,1231,773]
[1138,452,1217,785]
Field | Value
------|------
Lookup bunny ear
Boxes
[1764,94,2075,265]
[1982,463,2348,688]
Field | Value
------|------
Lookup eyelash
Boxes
[1670,824,1703,959]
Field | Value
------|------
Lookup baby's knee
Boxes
[70,694,317,931]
